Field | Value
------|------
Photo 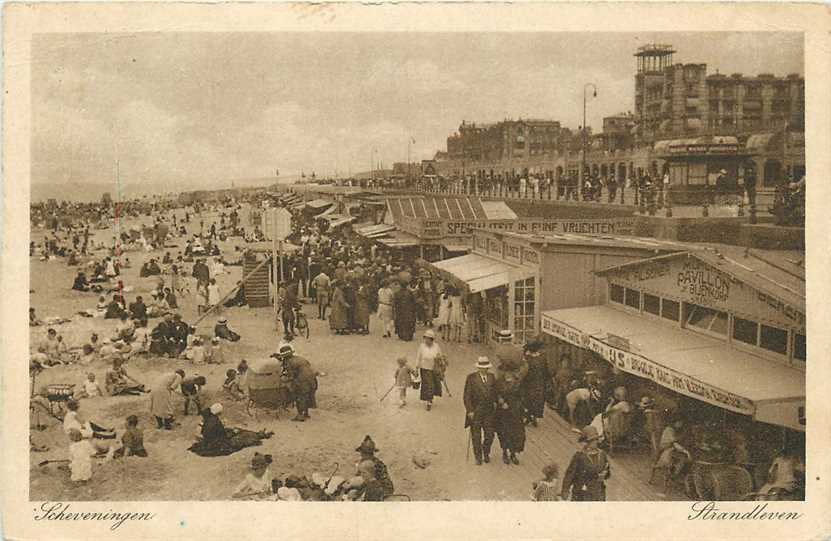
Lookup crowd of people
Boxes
[28,189,804,502]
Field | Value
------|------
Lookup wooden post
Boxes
[278,238,283,325]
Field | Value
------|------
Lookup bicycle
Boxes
[293,306,310,340]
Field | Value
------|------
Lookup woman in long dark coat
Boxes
[495,369,526,465]
[343,279,357,332]
[521,341,549,426]
[354,283,371,334]
[393,283,417,341]
[561,425,610,501]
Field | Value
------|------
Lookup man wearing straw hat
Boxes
[463,356,497,465]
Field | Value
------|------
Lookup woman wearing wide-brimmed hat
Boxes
[561,425,611,501]
[414,329,444,411]
[520,340,549,427]
[494,363,526,465]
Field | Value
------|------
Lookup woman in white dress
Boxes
[376,280,395,338]
[447,286,464,342]
[437,290,452,340]
[415,330,444,411]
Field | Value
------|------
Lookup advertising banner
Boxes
[541,313,756,416]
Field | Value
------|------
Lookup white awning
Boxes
[430,253,537,293]
[376,230,420,248]
[541,305,805,431]
[356,223,397,239]
[325,215,356,229]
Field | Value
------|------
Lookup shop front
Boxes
[657,135,752,205]
[362,195,518,261]
[428,234,540,344]
[541,248,806,433]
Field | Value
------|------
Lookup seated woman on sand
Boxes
[188,403,273,457]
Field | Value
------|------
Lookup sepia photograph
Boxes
[3,3,830,540]
[24,29,809,503]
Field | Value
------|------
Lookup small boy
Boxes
[181,375,207,415]
[68,428,95,483]
[531,463,561,501]
[76,373,103,399]
[120,415,148,457]
[394,357,414,408]
[223,369,246,400]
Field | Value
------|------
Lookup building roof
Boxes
[386,196,493,223]
[596,246,805,313]
[490,230,699,253]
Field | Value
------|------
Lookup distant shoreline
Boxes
[30,176,297,203]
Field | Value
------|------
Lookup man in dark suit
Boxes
[464,356,497,465]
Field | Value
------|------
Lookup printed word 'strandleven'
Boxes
[688,502,802,521]
[33,502,155,531]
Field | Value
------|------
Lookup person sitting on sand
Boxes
[214,317,241,342]
[232,453,274,499]
[223,369,246,400]
[72,270,91,292]
[29,307,43,327]
[188,403,273,457]
[105,294,127,319]
[62,399,120,460]
[75,372,104,399]
[104,357,146,396]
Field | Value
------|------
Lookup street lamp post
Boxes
[580,83,598,200]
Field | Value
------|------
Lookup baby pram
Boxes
[245,357,294,418]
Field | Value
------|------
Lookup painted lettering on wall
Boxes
[504,243,521,262]
[622,262,671,283]
[541,314,755,415]
[515,219,635,235]
[756,291,806,329]
[676,260,730,304]
[523,248,540,266]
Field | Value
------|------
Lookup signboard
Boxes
[669,143,739,155]
[265,208,292,240]
[488,239,503,258]
[605,255,805,332]
[541,313,756,416]
[403,217,636,239]
[503,242,522,264]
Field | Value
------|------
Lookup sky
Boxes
[31,32,803,200]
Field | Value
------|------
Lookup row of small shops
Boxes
[426,227,805,436]
[268,187,806,436]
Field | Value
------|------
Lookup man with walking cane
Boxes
[463,357,497,465]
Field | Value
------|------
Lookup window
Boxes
[687,162,708,185]
[661,299,681,322]
[513,277,536,344]
[760,324,788,355]
[732,317,759,345]
[684,303,727,336]
[643,293,660,316]
[610,284,624,304]
[624,288,641,310]
[794,333,806,362]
